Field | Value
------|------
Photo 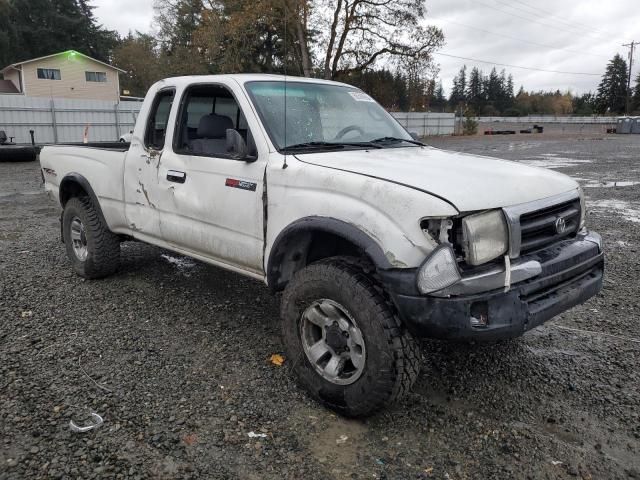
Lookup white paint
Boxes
[302,146,579,211]
[589,200,640,223]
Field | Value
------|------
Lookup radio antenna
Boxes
[282,0,289,169]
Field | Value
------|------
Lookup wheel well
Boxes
[267,229,372,292]
[60,179,89,207]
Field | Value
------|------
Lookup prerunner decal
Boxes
[225,178,257,192]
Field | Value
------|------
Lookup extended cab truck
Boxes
[40,75,604,417]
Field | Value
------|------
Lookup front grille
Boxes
[518,198,581,254]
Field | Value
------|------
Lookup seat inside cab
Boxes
[176,84,249,157]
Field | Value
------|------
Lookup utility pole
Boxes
[623,41,637,115]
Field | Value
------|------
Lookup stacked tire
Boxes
[0,145,37,163]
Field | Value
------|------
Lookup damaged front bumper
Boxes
[379,231,604,341]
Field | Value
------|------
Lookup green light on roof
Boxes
[66,50,79,58]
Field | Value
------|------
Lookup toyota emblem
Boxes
[555,217,567,234]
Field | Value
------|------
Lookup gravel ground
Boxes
[1,133,640,480]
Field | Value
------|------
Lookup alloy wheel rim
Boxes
[300,299,366,386]
[70,217,88,261]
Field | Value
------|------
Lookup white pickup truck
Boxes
[40,74,604,416]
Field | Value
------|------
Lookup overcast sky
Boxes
[92,0,639,95]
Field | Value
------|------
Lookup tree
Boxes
[573,92,597,115]
[112,33,164,96]
[1,0,118,66]
[632,72,640,114]
[463,109,478,135]
[431,81,446,112]
[466,67,484,114]
[308,0,444,79]
[595,54,629,114]
[0,0,18,67]
[449,65,466,107]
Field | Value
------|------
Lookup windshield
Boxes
[245,81,414,152]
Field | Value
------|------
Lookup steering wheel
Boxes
[334,125,365,140]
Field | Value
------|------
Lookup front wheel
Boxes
[281,258,421,417]
[62,197,120,279]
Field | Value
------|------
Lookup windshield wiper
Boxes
[281,141,383,152]
[371,136,425,146]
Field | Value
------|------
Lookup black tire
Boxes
[0,146,37,162]
[62,197,120,279]
[281,257,421,417]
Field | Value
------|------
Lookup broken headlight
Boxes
[462,210,509,266]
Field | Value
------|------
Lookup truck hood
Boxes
[296,146,579,212]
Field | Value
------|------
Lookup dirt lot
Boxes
[1,133,640,480]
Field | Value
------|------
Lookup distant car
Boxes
[119,130,133,143]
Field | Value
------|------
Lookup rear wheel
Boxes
[62,197,120,279]
[281,257,421,417]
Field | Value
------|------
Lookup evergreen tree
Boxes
[466,67,484,114]
[0,0,118,67]
[483,67,502,114]
[449,65,466,106]
[632,72,640,113]
[595,54,629,114]
[431,81,446,112]
[573,92,597,115]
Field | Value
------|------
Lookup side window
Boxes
[174,84,250,158]
[144,89,175,150]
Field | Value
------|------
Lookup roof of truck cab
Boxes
[156,74,354,89]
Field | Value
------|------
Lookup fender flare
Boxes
[59,172,108,227]
[266,216,393,289]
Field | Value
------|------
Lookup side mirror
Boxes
[410,132,420,141]
[226,129,256,162]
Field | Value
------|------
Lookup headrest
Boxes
[197,114,233,139]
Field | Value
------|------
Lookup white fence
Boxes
[391,112,455,136]
[0,96,455,144]
[476,115,616,124]
[0,94,143,144]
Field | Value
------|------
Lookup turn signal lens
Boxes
[416,246,461,294]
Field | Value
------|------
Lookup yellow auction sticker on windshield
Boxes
[348,91,376,102]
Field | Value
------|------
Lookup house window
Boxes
[37,68,61,80]
[85,71,107,83]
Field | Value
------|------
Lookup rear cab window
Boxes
[144,89,175,150]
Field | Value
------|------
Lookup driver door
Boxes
[154,81,267,276]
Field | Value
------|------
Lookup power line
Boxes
[490,0,615,41]
[474,0,624,42]
[431,16,610,59]
[507,0,624,40]
[434,52,602,76]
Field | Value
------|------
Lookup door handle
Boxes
[167,170,186,184]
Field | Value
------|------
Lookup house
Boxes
[0,50,125,102]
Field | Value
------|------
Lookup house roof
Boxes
[0,79,19,94]
[0,50,126,74]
